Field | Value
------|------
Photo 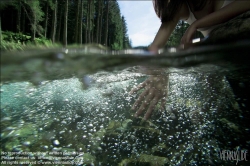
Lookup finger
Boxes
[131,89,149,110]
[160,98,167,111]
[134,91,154,117]
[129,81,147,95]
[144,96,159,120]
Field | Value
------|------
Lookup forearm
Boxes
[149,20,178,50]
[194,1,250,29]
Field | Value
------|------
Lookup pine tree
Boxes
[25,0,44,41]
[121,16,131,49]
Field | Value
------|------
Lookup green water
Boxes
[1,41,250,165]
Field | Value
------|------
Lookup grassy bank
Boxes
[0,31,61,51]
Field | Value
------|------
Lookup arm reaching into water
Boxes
[181,0,250,43]
[149,20,178,53]
[129,3,189,120]
[129,20,177,120]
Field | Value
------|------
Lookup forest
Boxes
[0,0,132,50]
[0,0,202,50]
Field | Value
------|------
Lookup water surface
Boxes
[1,41,250,165]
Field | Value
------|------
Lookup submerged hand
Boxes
[130,76,169,120]
[181,23,197,44]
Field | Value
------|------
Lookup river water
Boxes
[1,41,250,165]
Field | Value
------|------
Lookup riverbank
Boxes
[0,31,61,51]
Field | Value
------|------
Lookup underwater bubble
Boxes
[61,120,67,124]
[59,131,65,134]
[23,141,31,146]
[88,124,94,128]
[53,140,60,146]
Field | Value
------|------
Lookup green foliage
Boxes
[111,42,121,50]
[1,40,23,51]
[34,37,52,46]
[168,21,189,47]
[0,0,13,11]
[2,31,31,43]
[26,0,44,38]
[1,31,53,51]
[167,20,204,47]
[108,1,128,50]
[122,16,132,49]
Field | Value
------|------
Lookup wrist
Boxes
[148,45,159,54]
[192,20,199,29]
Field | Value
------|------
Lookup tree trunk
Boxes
[21,1,36,41]
[21,5,25,33]
[85,0,89,43]
[31,11,37,42]
[181,20,184,36]
[99,0,103,44]
[79,0,83,45]
[87,0,91,43]
[56,5,63,42]
[44,0,49,38]
[74,0,80,43]
[92,30,94,43]
[63,0,68,47]
[17,0,21,33]
[51,0,57,43]
[0,16,2,42]
[95,0,101,43]
[104,0,109,46]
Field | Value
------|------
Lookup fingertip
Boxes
[129,90,134,95]
[131,103,137,110]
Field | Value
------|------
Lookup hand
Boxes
[129,75,169,120]
[181,22,197,44]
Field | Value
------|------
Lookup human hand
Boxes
[129,75,169,120]
[181,23,197,44]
